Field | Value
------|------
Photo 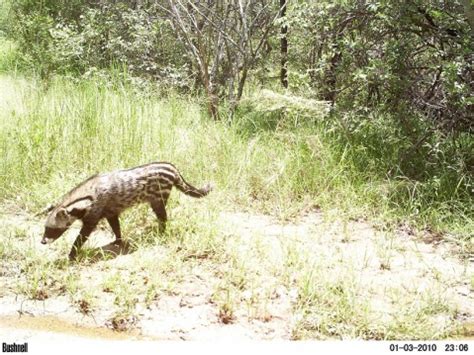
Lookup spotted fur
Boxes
[41,162,212,260]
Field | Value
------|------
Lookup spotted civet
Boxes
[41,162,212,260]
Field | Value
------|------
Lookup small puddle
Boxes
[459,322,474,340]
[0,315,153,340]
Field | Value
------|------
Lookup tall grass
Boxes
[0,69,472,239]
[0,76,220,205]
[0,40,471,340]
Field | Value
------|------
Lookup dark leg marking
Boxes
[68,219,99,261]
[107,215,122,243]
[150,196,168,233]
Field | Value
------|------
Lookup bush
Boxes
[6,0,192,86]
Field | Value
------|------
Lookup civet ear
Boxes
[36,204,55,216]
[65,198,92,218]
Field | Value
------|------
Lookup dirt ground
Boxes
[0,209,472,341]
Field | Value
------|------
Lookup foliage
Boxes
[0,75,471,238]
[6,0,190,85]
[288,0,473,133]
[0,1,473,236]
[4,1,472,127]
[237,90,472,237]
[1,1,472,341]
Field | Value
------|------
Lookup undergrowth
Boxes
[0,67,472,239]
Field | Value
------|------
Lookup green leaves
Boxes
[287,0,472,132]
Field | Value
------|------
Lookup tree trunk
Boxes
[280,0,288,89]
[201,66,219,120]
[323,50,341,104]
[237,67,249,102]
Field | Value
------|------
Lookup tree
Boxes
[164,0,279,119]
[280,0,288,88]
[290,0,473,132]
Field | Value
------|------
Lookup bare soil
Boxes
[0,210,472,341]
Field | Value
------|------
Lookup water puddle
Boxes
[460,322,474,340]
[0,315,152,340]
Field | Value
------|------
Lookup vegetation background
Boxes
[0,0,472,340]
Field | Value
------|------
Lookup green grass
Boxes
[0,39,19,73]
[0,65,472,239]
[0,36,472,339]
